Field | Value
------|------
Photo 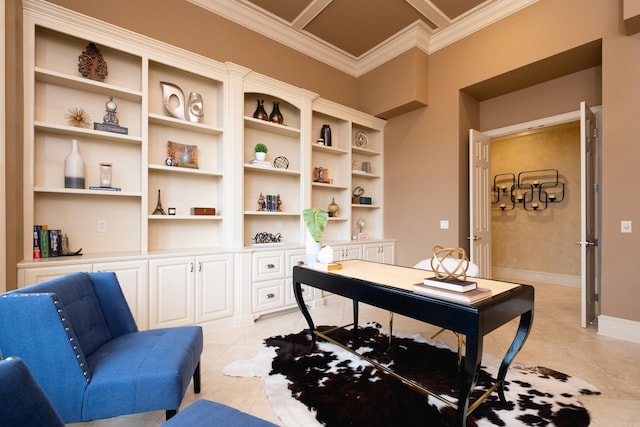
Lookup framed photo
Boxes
[167,141,198,169]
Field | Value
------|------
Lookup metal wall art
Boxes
[493,169,564,211]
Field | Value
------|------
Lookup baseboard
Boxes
[597,315,640,344]
[492,267,580,287]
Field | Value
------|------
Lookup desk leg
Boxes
[352,300,359,339]
[458,332,482,427]
[293,279,317,349]
[496,309,534,404]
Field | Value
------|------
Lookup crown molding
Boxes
[429,0,538,53]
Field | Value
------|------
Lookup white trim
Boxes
[188,0,538,77]
[485,105,602,138]
[598,315,640,344]
[429,0,538,54]
[492,267,580,287]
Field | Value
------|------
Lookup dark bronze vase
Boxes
[253,99,268,121]
[269,101,284,124]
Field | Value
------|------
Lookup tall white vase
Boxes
[305,229,321,265]
[64,139,85,189]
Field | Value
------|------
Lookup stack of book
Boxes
[33,225,62,258]
[413,276,491,304]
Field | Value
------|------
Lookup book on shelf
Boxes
[413,283,491,304]
[89,186,122,191]
[422,276,477,292]
[38,227,50,258]
[33,225,42,258]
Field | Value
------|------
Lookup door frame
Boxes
[480,106,602,317]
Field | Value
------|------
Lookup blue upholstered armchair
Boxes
[0,272,203,423]
[0,356,278,427]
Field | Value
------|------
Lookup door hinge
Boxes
[593,128,598,139]
[594,183,598,192]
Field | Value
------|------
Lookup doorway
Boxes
[470,106,601,326]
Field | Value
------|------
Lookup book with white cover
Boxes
[422,276,477,292]
[413,283,491,304]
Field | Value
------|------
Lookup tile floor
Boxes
[70,282,640,427]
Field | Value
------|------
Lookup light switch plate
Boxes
[440,220,449,230]
[621,220,632,233]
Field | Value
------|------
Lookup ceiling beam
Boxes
[405,0,450,29]
[292,0,332,31]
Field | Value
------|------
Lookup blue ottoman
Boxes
[164,400,279,427]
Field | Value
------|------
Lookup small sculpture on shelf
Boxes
[94,97,128,135]
[252,232,283,245]
[152,189,166,215]
[257,193,265,211]
[160,81,185,120]
[65,107,91,128]
[187,92,204,123]
[328,197,339,217]
[78,42,108,81]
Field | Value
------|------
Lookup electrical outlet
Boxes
[97,220,107,233]
[621,220,632,233]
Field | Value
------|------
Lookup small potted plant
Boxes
[254,143,268,161]
[303,207,328,264]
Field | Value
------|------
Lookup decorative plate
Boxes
[354,130,368,148]
[273,156,289,169]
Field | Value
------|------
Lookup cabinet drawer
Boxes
[285,278,313,306]
[286,249,308,274]
[253,279,285,312]
[253,251,285,281]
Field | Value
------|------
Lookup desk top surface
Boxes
[313,259,520,297]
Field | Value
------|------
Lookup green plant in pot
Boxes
[303,207,328,264]
[254,143,268,161]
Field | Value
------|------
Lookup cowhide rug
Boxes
[223,323,599,427]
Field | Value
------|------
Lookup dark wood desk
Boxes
[292,260,534,427]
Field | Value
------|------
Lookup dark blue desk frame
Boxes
[292,262,534,427]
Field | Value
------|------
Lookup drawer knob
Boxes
[266,263,275,269]
[266,293,275,299]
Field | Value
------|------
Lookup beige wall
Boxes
[384,0,640,324]
[5,0,640,324]
[491,123,581,276]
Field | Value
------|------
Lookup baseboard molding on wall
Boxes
[598,315,640,344]
[491,267,580,287]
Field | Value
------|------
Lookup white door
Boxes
[579,102,598,328]
[469,129,492,278]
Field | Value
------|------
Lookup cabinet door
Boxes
[362,243,380,262]
[196,254,233,323]
[379,242,396,264]
[19,263,92,288]
[149,257,195,328]
[94,260,148,330]
[363,242,395,264]
[334,243,362,261]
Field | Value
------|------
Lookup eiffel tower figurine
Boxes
[152,189,166,215]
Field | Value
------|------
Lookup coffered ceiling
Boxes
[189,0,537,76]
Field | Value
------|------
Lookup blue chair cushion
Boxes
[163,400,278,427]
[82,326,203,420]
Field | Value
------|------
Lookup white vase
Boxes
[305,229,321,265]
[255,152,267,161]
[64,139,85,189]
